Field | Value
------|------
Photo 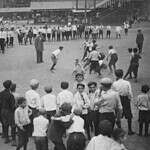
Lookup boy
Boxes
[50,46,64,71]
[48,103,73,150]
[15,97,32,150]
[32,108,49,150]
[137,85,150,136]
[41,86,57,123]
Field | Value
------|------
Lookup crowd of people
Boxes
[0,67,150,150]
[0,19,147,150]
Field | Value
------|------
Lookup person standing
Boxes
[113,69,134,135]
[106,46,118,73]
[136,29,144,54]
[94,78,122,129]
[106,25,111,39]
[74,83,91,140]
[34,32,44,63]
[0,28,6,54]
[41,86,57,123]
[32,109,49,150]
[87,81,99,136]
[0,80,16,144]
[50,46,63,71]
[57,82,74,108]
[25,79,41,135]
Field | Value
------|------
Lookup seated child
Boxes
[72,59,85,78]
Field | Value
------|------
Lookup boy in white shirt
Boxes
[32,108,49,150]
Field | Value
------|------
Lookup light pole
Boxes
[84,0,87,24]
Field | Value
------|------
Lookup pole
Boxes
[84,0,87,24]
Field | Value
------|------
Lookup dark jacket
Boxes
[48,113,73,143]
[136,33,144,44]
[34,35,44,52]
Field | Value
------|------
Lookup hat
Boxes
[100,78,113,85]
[3,80,12,89]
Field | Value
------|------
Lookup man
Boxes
[87,81,99,136]
[0,80,16,144]
[57,82,73,108]
[94,78,122,129]
[136,29,144,53]
[50,46,63,71]
[0,28,6,54]
[34,32,44,63]
[113,69,134,135]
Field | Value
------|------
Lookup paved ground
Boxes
[0,24,150,150]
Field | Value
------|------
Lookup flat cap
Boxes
[100,78,113,85]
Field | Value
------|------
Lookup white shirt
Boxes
[57,90,74,106]
[74,92,90,114]
[52,49,61,58]
[67,115,85,134]
[0,31,6,40]
[113,79,133,99]
[97,89,122,113]
[41,93,57,111]
[15,106,31,128]
[33,29,38,35]
[108,49,117,55]
[116,26,122,33]
[47,28,52,34]
[86,134,122,150]
[89,50,100,61]
[107,26,111,30]
[25,89,41,109]
[32,115,49,137]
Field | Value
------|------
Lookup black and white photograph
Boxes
[0,0,149,150]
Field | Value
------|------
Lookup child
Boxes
[67,132,86,150]
[106,46,118,73]
[15,97,32,150]
[112,128,127,150]
[32,108,49,150]
[73,73,87,94]
[72,59,85,78]
[124,48,141,82]
[53,106,85,135]
[41,86,57,123]
[136,84,150,136]
[48,102,73,150]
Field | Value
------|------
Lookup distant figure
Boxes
[34,32,44,63]
[136,29,144,54]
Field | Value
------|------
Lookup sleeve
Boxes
[36,94,41,109]
[128,83,133,100]
[56,94,61,107]
[86,138,95,150]
[116,93,122,111]
[15,109,22,128]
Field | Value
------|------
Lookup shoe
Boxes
[4,138,10,144]
[128,131,135,135]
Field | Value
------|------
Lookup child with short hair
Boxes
[112,128,127,150]
[137,84,150,136]
[15,97,32,150]
[32,108,49,150]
